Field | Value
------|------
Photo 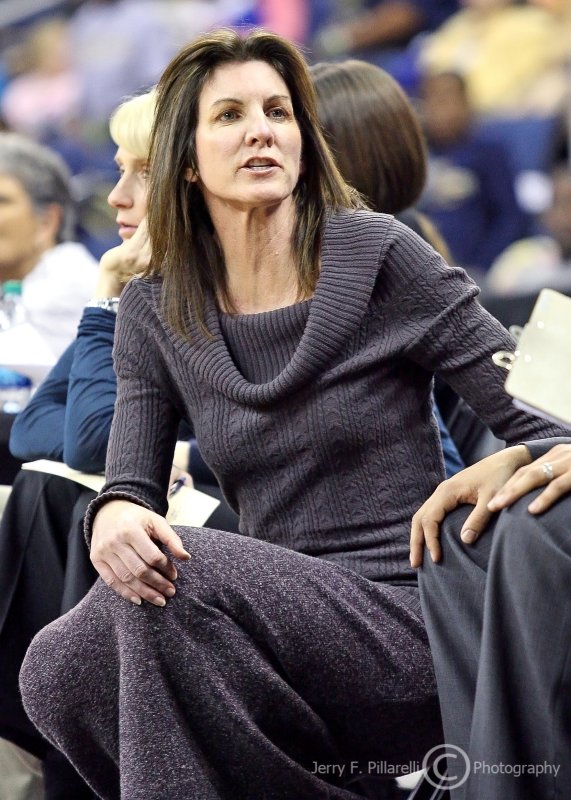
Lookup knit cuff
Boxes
[83,490,155,549]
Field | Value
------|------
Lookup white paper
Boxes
[504,289,571,426]
[21,459,220,526]
[22,459,105,491]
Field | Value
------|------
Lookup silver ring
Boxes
[542,462,554,482]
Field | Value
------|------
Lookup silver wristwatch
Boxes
[85,297,120,314]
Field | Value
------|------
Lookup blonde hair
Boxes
[109,90,157,159]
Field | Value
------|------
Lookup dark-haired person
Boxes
[314,0,458,62]
[418,71,528,277]
[311,59,464,476]
[20,28,566,800]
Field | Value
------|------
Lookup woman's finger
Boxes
[489,458,564,511]
[94,559,142,606]
[410,484,459,568]
[95,552,173,607]
[111,544,177,596]
[410,515,429,569]
[459,496,494,544]
[128,529,180,582]
[528,473,571,514]
[148,518,192,562]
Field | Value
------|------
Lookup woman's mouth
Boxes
[118,223,138,239]
[242,158,279,172]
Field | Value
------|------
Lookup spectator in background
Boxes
[419,0,570,118]
[0,18,80,140]
[418,71,528,278]
[258,0,308,42]
[163,0,309,45]
[310,59,465,476]
[486,163,571,294]
[68,0,174,135]
[314,0,458,63]
[0,133,98,368]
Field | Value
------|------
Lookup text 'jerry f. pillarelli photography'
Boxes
[312,742,562,793]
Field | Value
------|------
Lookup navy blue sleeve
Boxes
[433,402,464,478]
[9,344,73,461]
[63,308,117,473]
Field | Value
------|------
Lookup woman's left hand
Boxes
[487,442,571,516]
[96,218,152,297]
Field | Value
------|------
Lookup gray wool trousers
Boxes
[19,527,442,800]
[419,490,571,800]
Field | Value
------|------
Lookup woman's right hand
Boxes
[90,499,191,606]
[410,444,532,568]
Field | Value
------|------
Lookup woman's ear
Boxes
[184,167,198,183]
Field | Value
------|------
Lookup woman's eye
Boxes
[219,109,238,122]
[268,107,287,119]
[140,167,150,180]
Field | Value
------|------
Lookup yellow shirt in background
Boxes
[420,6,570,116]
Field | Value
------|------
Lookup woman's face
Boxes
[107,147,148,239]
[191,60,303,217]
[0,173,51,280]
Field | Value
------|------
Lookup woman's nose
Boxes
[245,111,274,147]
[107,178,133,209]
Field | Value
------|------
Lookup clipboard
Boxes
[492,289,571,426]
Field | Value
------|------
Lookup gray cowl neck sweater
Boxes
[85,210,566,586]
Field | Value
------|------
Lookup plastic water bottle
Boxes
[0,280,28,329]
[0,281,32,413]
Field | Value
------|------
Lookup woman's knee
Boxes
[418,504,494,603]
[19,581,118,731]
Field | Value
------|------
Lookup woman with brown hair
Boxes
[310,59,451,255]
[311,59,427,217]
[310,59,463,477]
[19,28,564,800]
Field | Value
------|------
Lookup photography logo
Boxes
[423,744,471,790]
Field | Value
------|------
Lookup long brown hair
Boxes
[311,60,427,214]
[145,28,361,337]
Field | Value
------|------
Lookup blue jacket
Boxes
[10,308,117,473]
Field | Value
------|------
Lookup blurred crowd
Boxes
[0,0,570,293]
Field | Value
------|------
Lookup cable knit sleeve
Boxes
[379,219,570,444]
[83,280,181,544]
